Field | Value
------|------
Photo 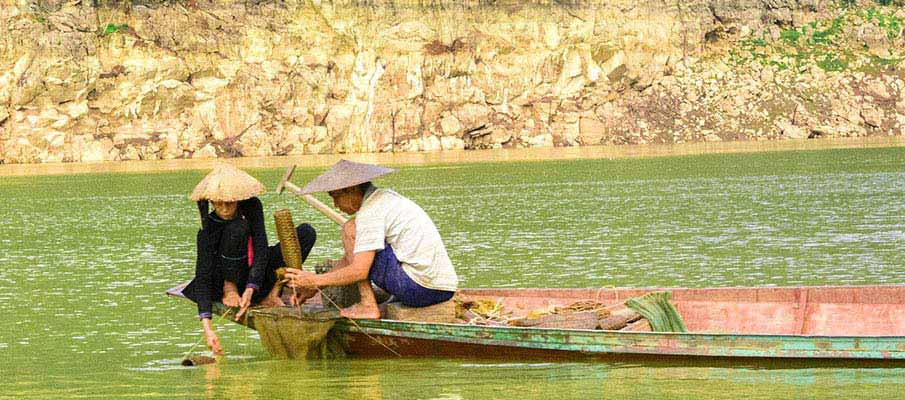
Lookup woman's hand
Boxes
[235,287,254,321]
[202,319,223,355]
[285,268,318,289]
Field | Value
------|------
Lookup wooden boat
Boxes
[166,284,905,365]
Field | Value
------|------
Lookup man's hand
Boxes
[235,287,254,321]
[285,268,318,289]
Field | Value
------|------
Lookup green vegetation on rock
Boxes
[730,5,903,73]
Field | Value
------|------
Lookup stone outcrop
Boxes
[0,0,902,163]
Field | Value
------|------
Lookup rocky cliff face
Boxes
[0,0,903,163]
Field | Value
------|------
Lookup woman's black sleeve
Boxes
[240,197,269,291]
[194,229,215,319]
[197,201,210,230]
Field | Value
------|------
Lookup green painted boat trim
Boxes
[332,320,905,360]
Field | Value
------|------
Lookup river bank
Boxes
[1,135,903,177]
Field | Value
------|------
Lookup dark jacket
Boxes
[182,197,269,319]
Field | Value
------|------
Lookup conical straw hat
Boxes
[299,160,396,195]
[190,162,265,202]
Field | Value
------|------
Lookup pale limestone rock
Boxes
[861,108,884,128]
[160,133,181,160]
[325,104,354,148]
[42,130,65,146]
[440,136,465,150]
[74,135,115,162]
[864,79,891,101]
[557,120,580,146]
[421,135,441,152]
[598,50,625,82]
[306,140,330,154]
[542,22,560,49]
[121,145,141,161]
[5,137,35,163]
[528,133,553,147]
[64,101,88,119]
[488,127,511,145]
[456,103,491,130]
[192,77,230,96]
[439,114,462,136]
[561,49,583,80]
[197,94,262,141]
[194,144,218,159]
[235,128,272,157]
[283,125,310,155]
[578,116,606,145]
[311,126,328,144]
[123,53,189,82]
[8,55,42,107]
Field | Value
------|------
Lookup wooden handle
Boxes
[277,178,349,226]
[302,194,347,226]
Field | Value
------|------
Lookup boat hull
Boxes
[166,284,905,364]
[334,320,905,365]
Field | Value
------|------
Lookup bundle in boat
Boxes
[510,300,610,329]
[598,306,644,330]
[623,291,687,333]
[252,306,343,359]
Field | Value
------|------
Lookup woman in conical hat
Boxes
[181,163,318,354]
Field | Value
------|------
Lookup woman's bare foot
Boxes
[222,291,241,307]
[340,302,381,319]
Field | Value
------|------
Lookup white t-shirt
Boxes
[353,188,458,291]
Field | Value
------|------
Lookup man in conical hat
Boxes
[182,163,317,354]
[285,160,458,319]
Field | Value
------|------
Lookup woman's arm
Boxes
[197,201,210,230]
[193,229,215,319]
[200,317,222,354]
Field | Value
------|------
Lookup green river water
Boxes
[1,147,904,399]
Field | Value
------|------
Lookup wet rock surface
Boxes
[0,0,902,164]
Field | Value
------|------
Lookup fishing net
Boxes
[251,306,344,359]
[624,291,687,333]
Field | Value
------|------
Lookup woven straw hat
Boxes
[299,160,396,194]
[189,163,265,202]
